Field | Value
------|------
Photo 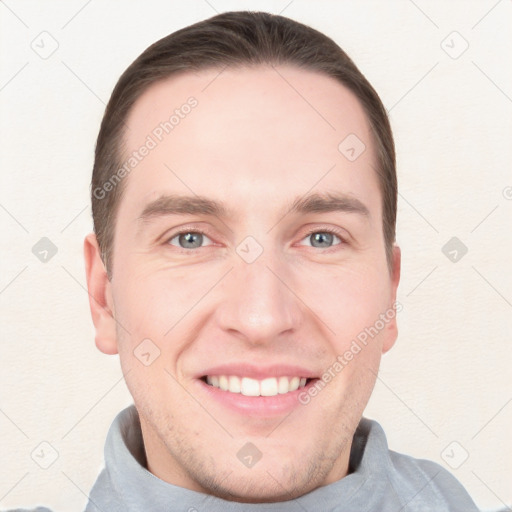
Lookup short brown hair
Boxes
[92,10,396,277]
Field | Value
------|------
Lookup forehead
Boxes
[120,65,380,222]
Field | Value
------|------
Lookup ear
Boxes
[382,244,401,354]
[84,233,118,355]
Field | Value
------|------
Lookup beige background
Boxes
[1,1,511,510]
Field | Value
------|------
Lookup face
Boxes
[85,65,400,502]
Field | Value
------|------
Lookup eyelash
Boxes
[165,226,348,253]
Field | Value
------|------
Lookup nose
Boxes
[215,250,302,345]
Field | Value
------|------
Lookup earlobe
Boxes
[382,244,401,354]
[84,233,118,355]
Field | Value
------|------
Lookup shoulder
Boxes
[358,418,480,511]
[387,448,480,511]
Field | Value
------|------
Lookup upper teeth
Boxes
[206,376,308,396]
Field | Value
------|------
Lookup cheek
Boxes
[111,265,216,395]
[297,263,391,347]
[112,264,208,340]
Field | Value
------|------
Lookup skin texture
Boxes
[84,65,401,502]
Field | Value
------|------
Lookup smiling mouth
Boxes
[201,375,315,397]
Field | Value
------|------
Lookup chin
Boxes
[202,475,312,504]
[192,456,329,504]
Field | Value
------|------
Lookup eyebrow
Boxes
[288,192,369,217]
[137,191,370,227]
[138,194,230,221]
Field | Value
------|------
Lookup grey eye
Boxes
[306,232,341,248]
[169,232,212,249]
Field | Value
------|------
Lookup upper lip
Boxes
[198,363,319,380]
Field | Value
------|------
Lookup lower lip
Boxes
[196,379,317,416]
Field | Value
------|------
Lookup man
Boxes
[9,10,479,512]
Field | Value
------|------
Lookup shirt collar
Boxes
[91,404,389,511]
